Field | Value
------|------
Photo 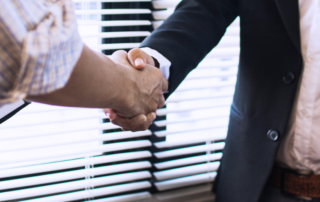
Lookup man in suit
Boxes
[107,0,320,201]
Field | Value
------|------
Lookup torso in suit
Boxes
[140,0,302,201]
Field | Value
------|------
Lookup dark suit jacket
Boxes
[140,0,302,201]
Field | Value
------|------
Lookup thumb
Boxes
[128,48,155,70]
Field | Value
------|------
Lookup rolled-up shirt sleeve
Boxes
[0,0,83,106]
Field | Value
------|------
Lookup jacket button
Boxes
[267,130,279,141]
[283,72,295,84]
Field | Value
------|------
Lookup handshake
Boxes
[104,48,168,132]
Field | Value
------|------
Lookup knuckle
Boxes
[128,119,140,129]
[153,102,158,110]
[123,97,136,110]
[144,124,150,130]
[116,50,127,54]
[150,106,157,113]
[155,69,163,77]
[112,50,127,57]
[129,48,140,53]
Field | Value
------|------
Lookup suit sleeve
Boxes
[140,0,238,97]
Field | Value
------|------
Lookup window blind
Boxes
[150,0,239,192]
[0,0,239,201]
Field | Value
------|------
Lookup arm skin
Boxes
[27,44,167,118]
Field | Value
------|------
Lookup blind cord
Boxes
[85,136,95,201]
[206,140,213,181]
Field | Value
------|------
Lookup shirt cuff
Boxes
[140,47,171,80]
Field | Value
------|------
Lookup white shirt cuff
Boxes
[140,47,171,80]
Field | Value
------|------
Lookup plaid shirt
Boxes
[0,0,83,107]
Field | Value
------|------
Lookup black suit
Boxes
[140,0,302,201]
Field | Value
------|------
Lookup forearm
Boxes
[27,44,131,109]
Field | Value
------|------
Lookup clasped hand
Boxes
[105,49,167,132]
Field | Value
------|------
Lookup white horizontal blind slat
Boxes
[0,162,151,190]
[90,191,152,202]
[166,91,234,103]
[154,125,228,138]
[80,31,151,38]
[0,172,152,201]
[154,142,225,159]
[152,0,181,9]
[78,20,151,26]
[154,153,223,170]
[157,100,232,115]
[73,0,151,2]
[153,162,220,181]
[152,10,173,20]
[154,172,217,191]
[0,112,106,129]
[22,182,152,202]
[0,140,151,168]
[154,133,226,149]
[75,9,151,15]
[0,151,152,178]
[154,111,229,127]
[94,42,140,50]
[0,130,151,152]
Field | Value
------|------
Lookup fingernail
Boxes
[135,58,144,67]
[140,116,147,124]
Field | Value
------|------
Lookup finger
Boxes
[103,108,110,115]
[132,112,156,131]
[158,95,165,109]
[162,77,169,92]
[111,112,156,131]
[128,48,155,70]
[110,113,147,130]
[145,112,157,126]
[107,108,117,120]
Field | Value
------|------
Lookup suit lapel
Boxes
[274,0,301,53]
